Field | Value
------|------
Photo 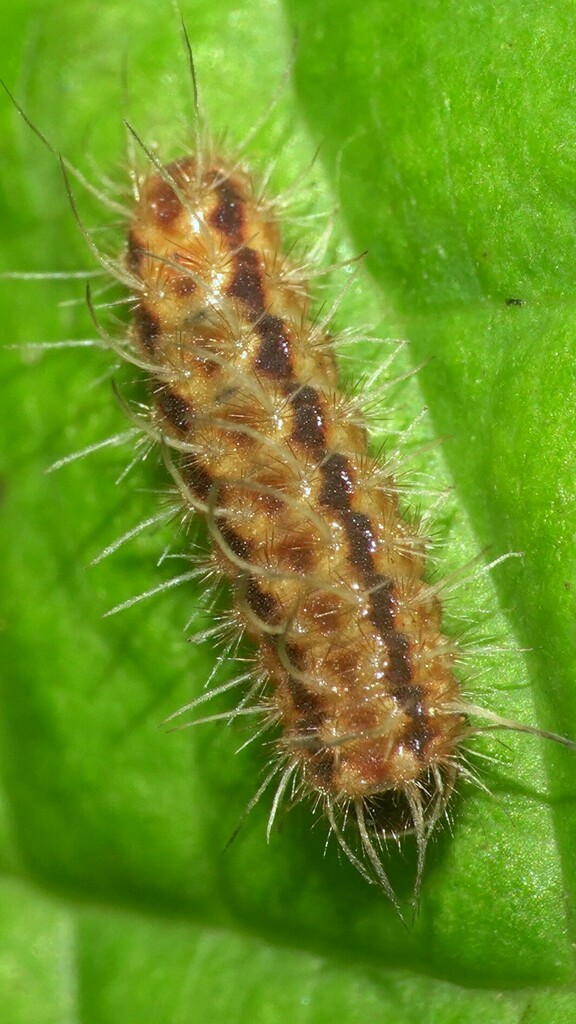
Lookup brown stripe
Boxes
[217,521,251,561]
[285,643,306,672]
[245,578,280,624]
[345,511,376,573]
[209,177,244,244]
[385,632,412,687]
[307,748,336,789]
[287,677,324,728]
[254,315,293,378]
[366,575,412,685]
[147,176,182,226]
[403,713,435,758]
[158,388,193,433]
[173,274,197,298]
[388,682,422,724]
[319,453,353,510]
[134,305,161,353]
[320,457,377,575]
[320,459,414,686]
[227,247,265,312]
[289,385,327,454]
[365,573,395,633]
[287,675,335,788]
[363,575,412,685]
[182,457,212,500]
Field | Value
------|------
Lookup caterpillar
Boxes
[4,26,575,920]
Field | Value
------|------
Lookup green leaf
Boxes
[1,0,576,1020]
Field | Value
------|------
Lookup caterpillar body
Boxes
[127,150,464,905]
[5,36,576,918]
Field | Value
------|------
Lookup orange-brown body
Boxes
[127,155,465,853]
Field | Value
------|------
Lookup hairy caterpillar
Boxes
[4,23,575,923]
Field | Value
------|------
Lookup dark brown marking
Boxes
[346,511,376,574]
[245,578,280,624]
[365,574,395,633]
[173,274,197,298]
[307,749,336,790]
[319,453,354,511]
[127,231,143,274]
[320,456,378,575]
[134,305,161,353]
[290,385,326,453]
[158,388,193,433]
[147,177,182,226]
[285,643,306,673]
[319,458,414,686]
[390,680,423,713]
[403,714,435,758]
[217,521,251,561]
[386,632,412,687]
[287,677,324,729]
[254,315,293,378]
[210,177,244,244]
[363,573,412,684]
[182,457,212,500]
[165,157,196,185]
[228,247,265,312]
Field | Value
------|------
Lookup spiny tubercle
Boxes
[127,153,465,833]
